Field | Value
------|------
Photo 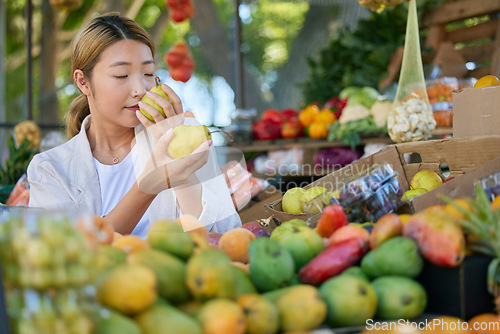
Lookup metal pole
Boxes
[26,0,33,121]
[234,0,244,109]
[0,257,10,334]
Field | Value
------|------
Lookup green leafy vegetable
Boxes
[328,116,386,149]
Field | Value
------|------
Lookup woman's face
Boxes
[86,39,156,128]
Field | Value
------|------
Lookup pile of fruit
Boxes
[87,211,431,334]
[1,178,500,333]
[0,212,99,334]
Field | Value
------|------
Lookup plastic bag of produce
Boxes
[387,0,436,143]
[5,174,29,207]
[221,161,269,210]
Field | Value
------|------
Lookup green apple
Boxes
[282,187,307,214]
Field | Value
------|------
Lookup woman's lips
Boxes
[127,104,140,111]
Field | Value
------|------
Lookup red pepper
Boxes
[252,120,282,140]
[298,238,366,285]
[281,108,299,120]
[261,109,283,125]
[323,97,347,120]
[281,119,302,139]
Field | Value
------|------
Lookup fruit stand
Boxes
[2,0,500,333]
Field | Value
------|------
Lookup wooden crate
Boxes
[422,0,500,78]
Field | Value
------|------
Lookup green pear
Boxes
[282,187,307,214]
[410,170,442,191]
[167,125,211,159]
[140,78,173,122]
[402,188,428,201]
[299,186,327,213]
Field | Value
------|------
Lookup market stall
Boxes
[1,0,500,333]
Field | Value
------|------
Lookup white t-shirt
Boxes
[93,149,149,238]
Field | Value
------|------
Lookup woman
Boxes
[27,13,241,237]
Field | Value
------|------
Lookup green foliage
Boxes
[301,6,407,105]
[0,136,39,185]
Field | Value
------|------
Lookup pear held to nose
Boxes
[139,77,174,122]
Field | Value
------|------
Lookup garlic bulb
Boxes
[387,93,436,143]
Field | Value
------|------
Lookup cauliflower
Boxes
[387,94,436,143]
[339,105,370,125]
[370,100,392,128]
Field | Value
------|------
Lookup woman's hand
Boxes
[137,84,185,144]
[136,128,212,195]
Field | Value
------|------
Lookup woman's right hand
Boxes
[137,84,185,145]
[136,128,212,195]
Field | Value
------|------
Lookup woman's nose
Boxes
[132,80,147,98]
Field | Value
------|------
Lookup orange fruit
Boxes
[398,214,412,226]
[468,313,500,334]
[445,198,473,221]
[492,195,500,211]
[218,228,255,263]
[425,204,447,212]
[421,316,472,334]
[112,234,149,254]
[474,75,500,88]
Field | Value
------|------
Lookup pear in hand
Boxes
[140,77,173,122]
[167,125,211,159]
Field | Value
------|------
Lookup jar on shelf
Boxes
[224,108,257,144]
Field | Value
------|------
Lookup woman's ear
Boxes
[74,69,90,95]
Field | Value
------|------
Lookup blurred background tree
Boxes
[0,0,372,135]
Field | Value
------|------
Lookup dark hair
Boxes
[66,12,155,138]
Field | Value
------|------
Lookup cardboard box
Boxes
[266,135,500,225]
[453,86,500,138]
[417,255,495,320]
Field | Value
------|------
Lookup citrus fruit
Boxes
[474,75,500,88]
[490,195,500,211]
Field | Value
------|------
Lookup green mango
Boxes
[232,266,258,298]
[248,238,295,292]
[270,223,324,270]
[128,248,190,304]
[319,275,377,328]
[361,236,423,278]
[94,310,141,334]
[372,276,427,320]
[136,303,202,334]
[341,266,370,282]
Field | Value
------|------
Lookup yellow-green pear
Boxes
[140,78,173,122]
[410,170,442,191]
[282,187,307,214]
[299,186,327,213]
[167,125,211,159]
[402,188,427,201]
